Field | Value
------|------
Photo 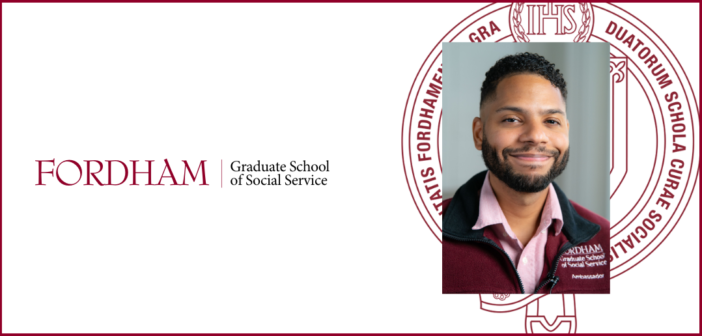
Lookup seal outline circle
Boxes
[401,2,699,279]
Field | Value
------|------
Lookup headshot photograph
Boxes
[441,43,610,294]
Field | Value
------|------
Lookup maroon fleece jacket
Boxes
[443,171,610,294]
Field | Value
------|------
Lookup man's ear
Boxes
[472,117,483,150]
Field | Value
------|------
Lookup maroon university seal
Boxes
[401,2,698,333]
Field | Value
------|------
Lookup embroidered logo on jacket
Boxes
[560,244,608,269]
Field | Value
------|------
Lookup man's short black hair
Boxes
[480,52,567,106]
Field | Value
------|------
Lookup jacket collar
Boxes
[443,170,600,246]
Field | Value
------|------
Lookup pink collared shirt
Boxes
[473,172,564,293]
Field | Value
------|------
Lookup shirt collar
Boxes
[472,171,563,236]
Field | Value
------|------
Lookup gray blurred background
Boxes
[442,43,610,220]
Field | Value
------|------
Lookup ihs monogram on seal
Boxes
[509,3,593,42]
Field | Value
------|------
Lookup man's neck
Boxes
[488,172,549,246]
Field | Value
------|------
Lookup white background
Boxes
[2,3,699,333]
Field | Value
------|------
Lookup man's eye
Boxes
[503,118,519,123]
[546,119,561,125]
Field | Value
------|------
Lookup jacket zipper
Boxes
[534,242,573,293]
[460,237,525,294]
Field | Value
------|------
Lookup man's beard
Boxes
[481,137,569,193]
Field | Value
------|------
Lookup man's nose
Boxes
[519,121,548,144]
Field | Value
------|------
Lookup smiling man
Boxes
[442,52,610,294]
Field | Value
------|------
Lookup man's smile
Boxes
[508,153,553,163]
